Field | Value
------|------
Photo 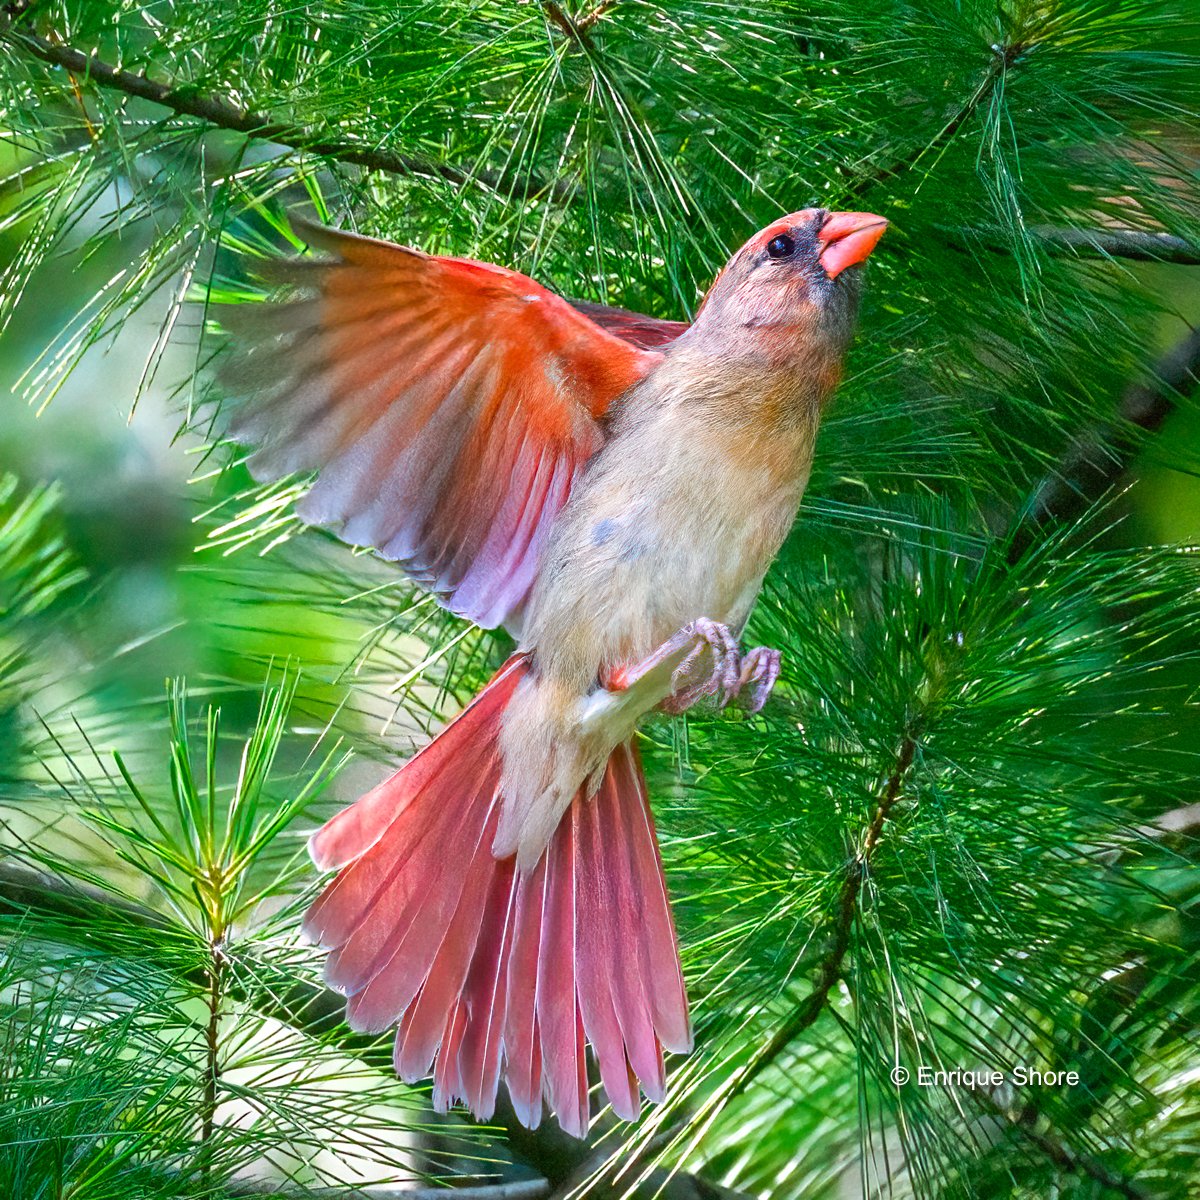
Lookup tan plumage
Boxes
[223,207,886,1135]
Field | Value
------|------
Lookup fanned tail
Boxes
[302,653,691,1136]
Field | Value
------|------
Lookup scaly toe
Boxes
[693,619,741,705]
[663,619,742,713]
[734,647,782,713]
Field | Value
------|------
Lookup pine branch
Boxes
[969,1088,1151,1200]
[542,1,619,47]
[4,13,1195,269]
[542,3,589,47]
[576,1,620,32]
[0,861,753,1200]
[846,38,1027,203]
[198,929,227,1182]
[844,27,1199,266]
[963,225,1200,266]
[579,729,921,1198]
[0,18,559,201]
[7,864,1149,1200]
[1009,323,1200,561]
[723,729,919,1106]
[226,1178,549,1200]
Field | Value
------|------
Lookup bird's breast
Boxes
[523,382,818,689]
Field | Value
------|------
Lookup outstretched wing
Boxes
[224,220,666,632]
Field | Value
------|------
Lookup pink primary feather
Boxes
[574,786,642,1121]
[304,654,524,875]
[305,728,494,960]
[303,654,690,1136]
[455,861,518,1118]
[587,757,665,1101]
[341,790,493,1031]
[393,851,496,1082]
[433,999,469,1114]
[614,744,692,1055]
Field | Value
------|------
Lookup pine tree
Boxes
[1,2,1198,1198]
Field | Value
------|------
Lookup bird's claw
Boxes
[606,620,782,720]
[653,621,781,715]
[731,646,781,713]
[661,618,742,714]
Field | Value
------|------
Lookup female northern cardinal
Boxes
[226,207,885,1135]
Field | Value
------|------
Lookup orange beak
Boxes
[818,211,888,279]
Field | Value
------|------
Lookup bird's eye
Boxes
[766,233,795,260]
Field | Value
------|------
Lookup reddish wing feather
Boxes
[226,220,664,633]
[568,299,689,350]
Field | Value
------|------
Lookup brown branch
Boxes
[542,2,586,45]
[5,16,1192,271]
[576,1,620,33]
[844,40,1026,204]
[1018,226,1198,265]
[574,731,919,1200]
[0,23,558,201]
[545,1138,752,1200]
[968,1087,1151,1200]
[5,847,1148,1200]
[198,937,226,1181]
[1014,1127,1149,1200]
[951,225,1200,266]
[843,33,1199,267]
[226,1178,549,1200]
[544,0,618,42]
[154,1163,549,1200]
[1008,323,1200,562]
[721,731,919,1106]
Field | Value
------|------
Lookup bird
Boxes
[222,206,886,1137]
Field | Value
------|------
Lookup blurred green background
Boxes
[3,3,1200,1198]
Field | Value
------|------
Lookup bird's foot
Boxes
[731,646,782,713]
[612,619,780,715]
[658,619,742,714]
[579,621,781,744]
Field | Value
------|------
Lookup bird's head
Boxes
[688,208,887,365]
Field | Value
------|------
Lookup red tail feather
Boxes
[303,654,691,1135]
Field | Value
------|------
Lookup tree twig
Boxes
[968,1087,1151,1200]
[542,3,587,46]
[1009,323,1200,561]
[542,1,618,47]
[570,731,919,1200]
[4,19,1195,270]
[576,1,620,32]
[0,23,559,201]
[962,225,1200,266]
[198,933,227,1181]
[225,1178,549,1200]
[844,39,1026,204]
[722,730,919,1105]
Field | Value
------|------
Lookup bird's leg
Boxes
[578,620,777,746]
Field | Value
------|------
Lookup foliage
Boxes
[3,652,493,1196]
[1,1,1199,1199]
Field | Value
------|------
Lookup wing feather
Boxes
[225,219,668,631]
